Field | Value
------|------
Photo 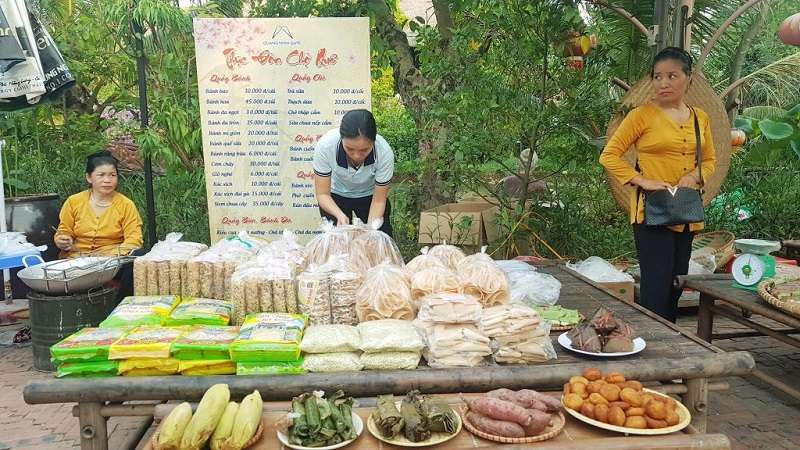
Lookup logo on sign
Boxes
[272,26,293,40]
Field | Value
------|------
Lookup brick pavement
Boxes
[1,311,798,449]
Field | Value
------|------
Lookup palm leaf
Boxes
[722,52,800,108]
[742,105,788,120]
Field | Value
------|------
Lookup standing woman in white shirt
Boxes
[312,109,395,236]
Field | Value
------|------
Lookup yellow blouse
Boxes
[599,102,716,232]
[55,190,143,258]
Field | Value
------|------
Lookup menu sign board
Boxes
[194,17,371,242]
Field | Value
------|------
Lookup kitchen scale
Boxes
[731,239,781,291]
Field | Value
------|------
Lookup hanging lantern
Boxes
[778,12,800,46]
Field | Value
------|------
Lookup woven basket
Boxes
[461,407,565,443]
[149,420,264,450]
[758,279,800,319]
[605,75,732,211]
[692,231,735,268]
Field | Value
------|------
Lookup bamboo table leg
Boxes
[682,378,709,433]
[78,402,108,450]
[697,292,715,342]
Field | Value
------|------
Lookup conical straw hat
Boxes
[605,74,732,209]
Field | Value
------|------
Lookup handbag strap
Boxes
[691,107,704,198]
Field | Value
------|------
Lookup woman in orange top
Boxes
[600,47,716,322]
[54,150,143,258]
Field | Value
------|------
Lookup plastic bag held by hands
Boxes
[351,219,404,267]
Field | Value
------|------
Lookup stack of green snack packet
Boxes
[50,327,129,378]
[171,325,239,375]
[230,313,308,375]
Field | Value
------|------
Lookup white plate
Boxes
[558,332,646,357]
[277,412,363,450]
[562,388,690,435]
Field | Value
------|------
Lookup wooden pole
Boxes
[24,352,755,404]
[78,402,107,450]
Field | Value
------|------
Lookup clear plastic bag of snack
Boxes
[260,229,306,268]
[305,220,352,267]
[428,242,466,270]
[416,293,482,324]
[133,232,208,296]
[404,246,447,277]
[358,319,424,353]
[496,260,560,307]
[229,313,308,362]
[456,260,510,307]
[457,246,495,269]
[302,352,363,372]
[171,325,239,360]
[99,296,180,328]
[297,268,332,326]
[50,327,129,364]
[165,297,233,326]
[480,303,541,338]
[360,351,420,370]
[356,263,414,322]
[299,324,361,353]
[410,266,461,304]
[351,219,405,267]
[108,326,187,359]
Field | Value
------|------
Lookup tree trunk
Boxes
[368,0,452,210]
[726,2,770,122]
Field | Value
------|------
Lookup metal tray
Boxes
[17,255,135,295]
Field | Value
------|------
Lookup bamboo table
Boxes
[23,263,754,450]
[142,393,733,450]
[676,273,800,401]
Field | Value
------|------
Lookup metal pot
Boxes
[17,255,135,295]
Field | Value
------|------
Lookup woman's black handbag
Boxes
[642,107,705,226]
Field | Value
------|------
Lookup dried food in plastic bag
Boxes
[117,357,180,376]
[351,219,405,267]
[50,327,129,364]
[428,243,466,270]
[305,220,351,267]
[360,351,420,370]
[178,359,236,376]
[99,296,180,328]
[480,303,540,338]
[457,260,510,307]
[496,260,560,307]
[55,360,119,378]
[236,360,306,376]
[165,297,233,326]
[108,326,187,359]
[299,324,360,353]
[493,334,557,364]
[410,266,461,304]
[302,352,363,372]
[355,263,414,322]
[171,325,239,360]
[297,270,331,325]
[404,247,447,277]
[416,293,482,324]
[457,246,494,270]
[229,313,307,362]
[330,271,360,325]
[358,319,424,353]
